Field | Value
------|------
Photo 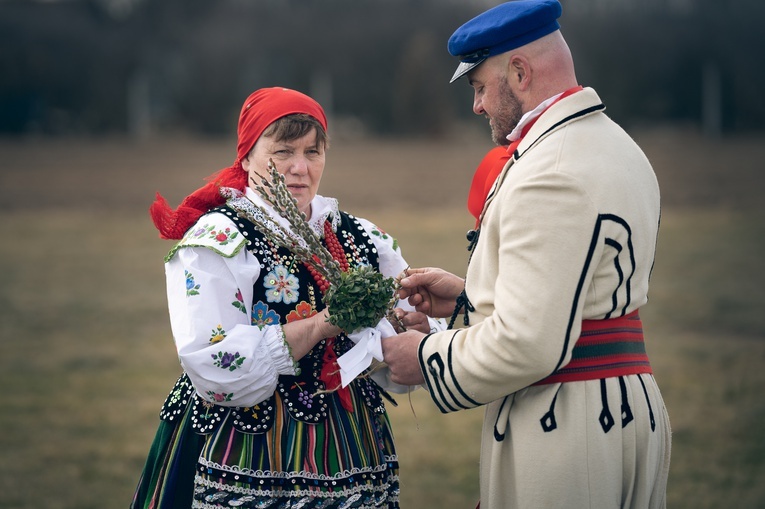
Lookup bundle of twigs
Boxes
[233,159,398,334]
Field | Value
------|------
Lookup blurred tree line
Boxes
[1,0,763,138]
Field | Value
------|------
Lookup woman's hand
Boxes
[397,267,465,318]
[281,309,341,361]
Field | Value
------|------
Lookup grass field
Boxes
[1,129,764,508]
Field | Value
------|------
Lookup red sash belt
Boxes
[534,310,652,385]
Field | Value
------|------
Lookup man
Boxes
[383,1,671,508]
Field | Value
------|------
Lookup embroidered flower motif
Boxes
[243,404,261,419]
[169,386,183,405]
[232,289,247,314]
[370,226,399,250]
[189,224,214,239]
[251,301,280,330]
[212,351,245,371]
[293,382,314,409]
[286,301,317,323]
[185,270,201,296]
[209,227,239,245]
[209,324,226,344]
[206,391,233,403]
[263,265,300,304]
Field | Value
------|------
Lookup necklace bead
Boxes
[304,219,348,295]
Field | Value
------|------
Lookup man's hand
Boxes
[391,308,432,334]
[381,329,427,386]
[398,267,465,318]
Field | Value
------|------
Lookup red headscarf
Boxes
[149,87,328,240]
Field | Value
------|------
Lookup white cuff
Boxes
[263,325,299,376]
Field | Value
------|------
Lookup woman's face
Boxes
[242,128,326,219]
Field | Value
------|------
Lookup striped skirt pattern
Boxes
[133,379,399,509]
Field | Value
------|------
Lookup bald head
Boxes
[493,31,578,114]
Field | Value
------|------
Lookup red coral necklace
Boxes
[304,219,354,411]
[304,220,349,293]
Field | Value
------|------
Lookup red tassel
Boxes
[148,164,248,240]
[319,339,353,412]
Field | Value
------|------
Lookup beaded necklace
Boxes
[305,218,354,411]
[304,219,350,293]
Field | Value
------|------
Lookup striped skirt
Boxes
[132,374,399,509]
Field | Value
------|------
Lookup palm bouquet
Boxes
[230,159,402,335]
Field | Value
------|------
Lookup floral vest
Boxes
[159,206,388,435]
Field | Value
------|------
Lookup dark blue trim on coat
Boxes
[446,333,482,408]
[601,214,635,318]
[552,213,635,374]
[419,332,458,413]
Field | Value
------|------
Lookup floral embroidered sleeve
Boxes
[165,212,298,407]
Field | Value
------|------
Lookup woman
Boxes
[132,87,436,508]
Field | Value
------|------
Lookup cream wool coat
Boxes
[418,88,671,508]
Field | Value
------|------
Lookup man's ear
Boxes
[508,55,531,90]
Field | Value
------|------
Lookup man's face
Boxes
[468,60,523,146]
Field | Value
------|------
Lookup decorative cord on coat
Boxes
[448,289,475,330]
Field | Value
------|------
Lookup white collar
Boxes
[240,187,340,237]
[506,91,565,142]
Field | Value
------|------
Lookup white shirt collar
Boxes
[243,187,339,236]
[506,91,565,142]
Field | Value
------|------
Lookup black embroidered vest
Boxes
[159,206,388,435]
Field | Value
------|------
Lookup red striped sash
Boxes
[534,310,652,385]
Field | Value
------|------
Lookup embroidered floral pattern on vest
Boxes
[251,300,280,329]
[159,205,387,436]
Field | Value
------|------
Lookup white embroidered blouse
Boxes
[164,187,430,408]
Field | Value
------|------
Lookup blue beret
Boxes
[448,0,562,83]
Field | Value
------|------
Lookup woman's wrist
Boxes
[316,309,341,339]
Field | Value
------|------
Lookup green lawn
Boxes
[1,134,763,508]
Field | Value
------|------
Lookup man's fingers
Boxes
[407,293,424,306]
[414,300,431,314]
[398,269,435,289]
